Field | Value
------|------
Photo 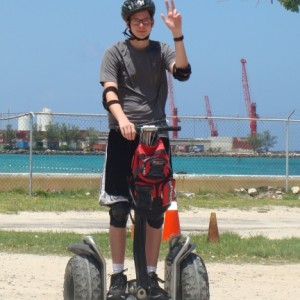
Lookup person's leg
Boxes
[110,225,127,266]
[145,223,162,268]
[108,227,128,299]
[146,216,171,299]
[109,202,131,270]
[101,130,138,299]
[102,130,137,269]
[146,224,171,300]
[107,202,131,299]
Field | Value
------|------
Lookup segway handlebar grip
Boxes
[157,125,181,132]
[115,125,181,133]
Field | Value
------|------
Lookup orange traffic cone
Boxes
[162,201,181,241]
[207,212,220,243]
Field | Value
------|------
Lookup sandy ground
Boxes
[1,206,300,299]
[1,254,300,300]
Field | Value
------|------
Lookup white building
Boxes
[37,107,53,131]
[208,137,233,152]
[18,115,29,131]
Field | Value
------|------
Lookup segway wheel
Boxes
[180,253,210,300]
[63,254,103,300]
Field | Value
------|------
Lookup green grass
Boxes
[0,230,299,264]
[0,189,107,213]
[177,190,300,211]
[193,232,300,264]
[0,189,299,214]
[0,189,300,263]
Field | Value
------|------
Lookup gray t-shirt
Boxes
[100,40,176,128]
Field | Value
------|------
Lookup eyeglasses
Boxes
[130,17,152,26]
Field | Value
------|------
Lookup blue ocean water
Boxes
[1,154,300,176]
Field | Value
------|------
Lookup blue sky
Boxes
[1,0,299,120]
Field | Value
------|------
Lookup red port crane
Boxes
[204,95,218,137]
[167,71,179,138]
[241,58,258,137]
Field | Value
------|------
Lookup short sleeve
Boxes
[100,46,120,85]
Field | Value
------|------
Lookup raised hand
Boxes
[160,0,183,37]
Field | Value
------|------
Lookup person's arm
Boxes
[103,81,136,140]
[161,0,191,79]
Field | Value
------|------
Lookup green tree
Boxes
[247,134,263,152]
[247,130,277,153]
[45,123,61,150]
[32,123,46,150]
[277,0,300,12]
[59,123,81,148]
[5,124,16,149]
[240,1,300,12]
[84,127,99,149]
[260,130,277,152]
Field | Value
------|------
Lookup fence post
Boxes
[285,110,295,192]
[29,112,35,196]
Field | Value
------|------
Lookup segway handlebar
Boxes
[116,125,181,146]
[137,125,181,133]
[116,125,181,133]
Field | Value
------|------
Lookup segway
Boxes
[63,125,210,300]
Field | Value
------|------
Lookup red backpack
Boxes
[129,138,176,213]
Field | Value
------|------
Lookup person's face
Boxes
[127,10,154,39]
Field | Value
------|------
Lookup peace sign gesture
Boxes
[161,0,183,37]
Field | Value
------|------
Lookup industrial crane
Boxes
[204,96,218,137]
[241,58,258,137]
[167,71,179,138]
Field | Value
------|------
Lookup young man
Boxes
[99,0,191,299]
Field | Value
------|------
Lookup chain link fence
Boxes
[1,111,300,195]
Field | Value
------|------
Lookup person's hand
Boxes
[161,0,182,37]
[118,118,136,141]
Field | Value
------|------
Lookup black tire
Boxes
[63,254,103,300]
[180,253,210,300]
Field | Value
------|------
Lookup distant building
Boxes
[16,140,29,149]
[15,130,30,149]
[92,143,106,152]
[232,137,252,153]
[208,137,233,152]
[37,107,53,131]
[0,132,5,147]
[18,115,29,131]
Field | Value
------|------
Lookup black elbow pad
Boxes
[102,100,120,112]
[173,63,192,82]
[102,86,120,112]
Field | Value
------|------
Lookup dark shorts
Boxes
[104,129,171,198]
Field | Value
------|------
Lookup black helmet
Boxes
[121,0,156,21]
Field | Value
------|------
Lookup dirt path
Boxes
[0,253,299,300]
[1,206,300,238]
[1,206,300,299]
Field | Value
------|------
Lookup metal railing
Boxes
[1,112,300,195]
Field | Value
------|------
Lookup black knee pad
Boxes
[109,202,131,228]
[147,213,164,229]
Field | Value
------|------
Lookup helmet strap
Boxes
[122,27,150,41]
